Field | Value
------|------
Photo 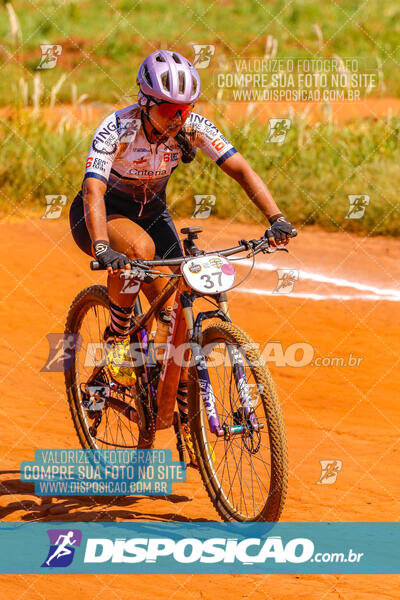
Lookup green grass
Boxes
[1,110,399,236]
[0,0,400,105]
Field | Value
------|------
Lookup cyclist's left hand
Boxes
[265,215,295,246]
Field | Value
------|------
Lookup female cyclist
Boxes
[69,49,295,461]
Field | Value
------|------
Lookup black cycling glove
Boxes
[175,129,197,163]
[265,214,295,245]
[94,240,130,270]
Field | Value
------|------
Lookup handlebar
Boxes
[90,228,297,271]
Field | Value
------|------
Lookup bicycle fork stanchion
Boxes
[227,344,263,433]
[190,344,224,436]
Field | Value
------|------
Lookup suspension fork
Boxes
[217,288,260,430]
[190,292,261,436]
[226,344,260,431]
[187,294,230,437]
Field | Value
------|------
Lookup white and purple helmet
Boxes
[137,50,201,104]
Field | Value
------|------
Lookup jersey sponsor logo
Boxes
[86,156,107,171]
[201,131,214,141]
[211,138,226,152]
[163,152,179,162]
[132,156,147,165]
[131,148,150,153]
[189,114,219,133]
[92,121,118,154]
[163,141,180,151]
[93,157,107,172]
[128,168,167,177]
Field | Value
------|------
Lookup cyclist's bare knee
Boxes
[106,215,155,260]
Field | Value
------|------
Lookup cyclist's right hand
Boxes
[93,240,131,273]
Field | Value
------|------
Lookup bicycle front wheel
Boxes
[188,321,288,522]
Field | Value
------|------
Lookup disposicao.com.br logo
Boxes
[38,529,365,572]
[82,536,362,565]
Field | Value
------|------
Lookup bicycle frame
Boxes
[128,269,259,436]
[130,275,195,430]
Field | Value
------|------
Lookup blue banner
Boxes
[0,522,399,574]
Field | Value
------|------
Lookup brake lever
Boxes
[120,269,155,283]
[263,246,289,254]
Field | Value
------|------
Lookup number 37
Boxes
[200,271,222,288]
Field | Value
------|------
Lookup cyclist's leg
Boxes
[70,194,181,307]
[138,206,184,308]
[106,214,155,331]
[69,197,155,336]
[70,197,189,404]
[138,208,191,426]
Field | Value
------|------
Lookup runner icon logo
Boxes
[41,333,81,372]
[192,195,216,219]
[42,529,82,568]
[345,195,370,219]
[316,460,343,485]
[273,269,299,294]
[42,195,67,219]
[192,44,215,69]
[266,119,291,144]
[37,44,62,70]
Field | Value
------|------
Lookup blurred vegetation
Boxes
[1,110,399,236]
[0,0,399,104]
[1,0,399,235]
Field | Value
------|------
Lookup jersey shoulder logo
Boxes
[92,119,118,154]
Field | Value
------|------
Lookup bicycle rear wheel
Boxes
[188,321,288,522]
[64,285,154,449]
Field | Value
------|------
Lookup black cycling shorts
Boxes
[69,191,184,260]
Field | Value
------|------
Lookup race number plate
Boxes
[181,254,236,294]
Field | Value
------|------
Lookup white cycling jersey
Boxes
[84,104,237,215]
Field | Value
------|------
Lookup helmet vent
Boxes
[192,76,197,94]
[178,71,185,93]
[161,71,170,91]
[142,65,153,87]
[172,53,182,64]
[155,53,165,62]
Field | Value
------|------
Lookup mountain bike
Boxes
[65,226,294,522]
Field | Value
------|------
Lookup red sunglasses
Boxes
[155,101,194,120]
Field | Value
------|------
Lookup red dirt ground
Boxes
[0,217,399,598]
